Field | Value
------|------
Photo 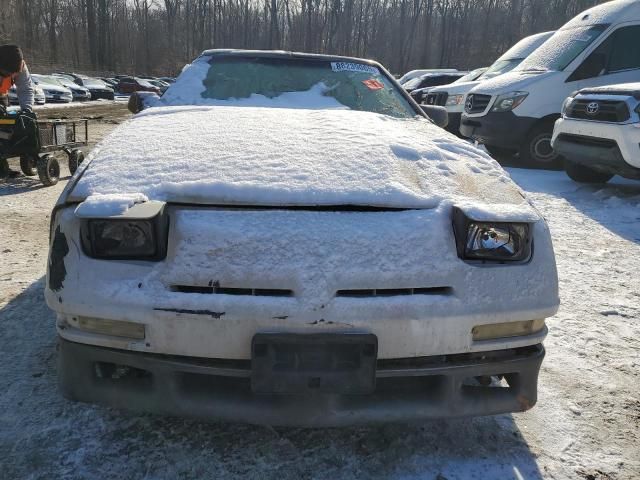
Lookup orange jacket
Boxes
[0,74,13,95]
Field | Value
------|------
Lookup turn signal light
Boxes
[75,317,146,339]
[472,319,545,341]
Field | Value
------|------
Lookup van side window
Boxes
[569,25,640,81]
[607,25,640,72]
[568,34,613,82]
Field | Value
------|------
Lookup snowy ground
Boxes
[0,104,638,479]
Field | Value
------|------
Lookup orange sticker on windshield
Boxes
[362,79,384,90]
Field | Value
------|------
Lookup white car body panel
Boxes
[48,204,557,359]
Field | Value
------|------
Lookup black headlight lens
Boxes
[90,220,156,258]
[81,207,169,261]
[453,207,532,262]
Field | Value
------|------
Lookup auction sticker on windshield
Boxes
[331,62,380,75]
[362,79,385,90]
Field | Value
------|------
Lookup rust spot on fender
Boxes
[49,226,69,292]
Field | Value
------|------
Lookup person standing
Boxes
[0,44,34,112]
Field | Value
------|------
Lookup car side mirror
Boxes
[127,91,160,114]
[421,105,448,129]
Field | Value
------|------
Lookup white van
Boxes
[398,69,459,85]
[460,0,640,165]
[425,31,554,135]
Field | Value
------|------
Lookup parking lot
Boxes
[0,102,638,480]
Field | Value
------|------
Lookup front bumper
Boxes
[58,337,545,426]
[89,90,115,100]
[446,112,462,136]
[552,118,640,175]
[460,111,537,149]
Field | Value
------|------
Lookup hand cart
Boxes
[0,108,89,187]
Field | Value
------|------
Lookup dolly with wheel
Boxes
[0,108,89,187]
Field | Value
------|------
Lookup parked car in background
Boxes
[78,76,115,100]
[34,74,90,102]
[47,49,559,426]
[147,79,170,93]
[54,73,115,100]
[9,84,46,105]
[116,76,162,95]
[29,75,73,103]
[405,72,468,95]
[398,69,459,85]
[100,77,119,88]
[158,77,176,84]
[424,31,554,136]
[460,0,640,166]
[552,83,640,183]
[411,67,488,105]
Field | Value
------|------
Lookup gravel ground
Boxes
[0,103,638,479]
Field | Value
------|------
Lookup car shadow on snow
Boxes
[507,167,640,245]
[1,277,545,480]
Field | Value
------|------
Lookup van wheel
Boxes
[37,154,60,187]
[519,122,562,168]
[20,155,38,176]
[565,160,613,184]
[484,144,517,161]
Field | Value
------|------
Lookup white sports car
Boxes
[46,50,559,426]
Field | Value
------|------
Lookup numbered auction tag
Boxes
[331,62,380,75]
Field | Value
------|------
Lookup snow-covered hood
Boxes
[429,80,481,95]
[468,70,560,96]
[578,82,640,99]
[70,106,535,215]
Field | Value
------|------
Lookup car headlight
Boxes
[491,91,528,112]
[561,92,578,116]
[80,207,169,260]
[445,94,463,106]
[453,208,532,262]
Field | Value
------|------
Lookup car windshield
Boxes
[516,25,608,72]
[137,78,155,87]
[453,69,485,83]
[480,58,524,79]
[81,76,106,87]
[162,56,418,118]
[32,75,64,87]
[402,76,425,90]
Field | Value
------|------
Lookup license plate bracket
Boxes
[251,332,378,394]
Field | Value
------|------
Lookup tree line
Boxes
[0,0,608,76]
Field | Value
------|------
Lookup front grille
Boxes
[171,284,294,297]
[464,94,491,114]
[556,134,617,149]
[336,287,453,298]
[566,99,630,123]
[425,92,448,106]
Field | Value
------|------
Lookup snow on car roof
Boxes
[70,105,535,216]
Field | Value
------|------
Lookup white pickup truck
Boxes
[552,83,640,183]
